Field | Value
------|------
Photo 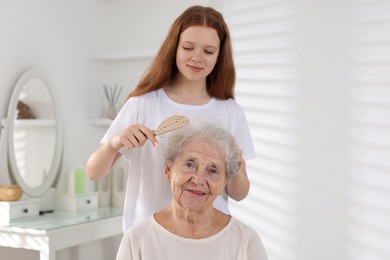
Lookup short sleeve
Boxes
[233,107,256,161]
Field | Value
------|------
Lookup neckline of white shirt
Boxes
[158,88,217,110]
[150,214,235,243]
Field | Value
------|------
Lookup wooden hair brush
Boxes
[153,115,190,136]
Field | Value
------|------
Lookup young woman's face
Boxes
[175,26,220,83]
[165,140,227,212]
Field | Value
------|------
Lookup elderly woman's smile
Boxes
[184,188,206,196]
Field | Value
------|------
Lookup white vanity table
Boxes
[0,207,123,260]
[0,70,124,259]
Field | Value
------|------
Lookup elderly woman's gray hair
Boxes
[164,120,242,179]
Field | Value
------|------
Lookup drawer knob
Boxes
[86,199,91,204]
[23,208,28,214]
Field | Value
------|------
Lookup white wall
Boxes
[0,0,106,192]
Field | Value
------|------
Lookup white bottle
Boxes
[68,170,75,194]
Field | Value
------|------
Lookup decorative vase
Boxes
[102,85,123,120]
[106,103,117,120]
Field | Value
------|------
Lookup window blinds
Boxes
[347,1,390,260]
[224,1,390,260]
[224,1,298,260]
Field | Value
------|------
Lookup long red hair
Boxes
[127,5,235,100]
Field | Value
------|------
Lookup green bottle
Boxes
[74,167,85,194]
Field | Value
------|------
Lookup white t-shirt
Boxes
[116,215,268,260]
[102,89,255,232]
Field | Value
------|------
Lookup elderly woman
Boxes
[116,121,268,260]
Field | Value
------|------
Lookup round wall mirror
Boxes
[7,69,63,198]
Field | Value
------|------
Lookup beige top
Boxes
[116,215,268,260]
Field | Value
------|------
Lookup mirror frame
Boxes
[7,69,63,198]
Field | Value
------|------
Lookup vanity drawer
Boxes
[76,193,98,209]
[0,200,39,224]
[55,192,98,212]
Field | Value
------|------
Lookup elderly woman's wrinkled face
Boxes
[165,140,227,212]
